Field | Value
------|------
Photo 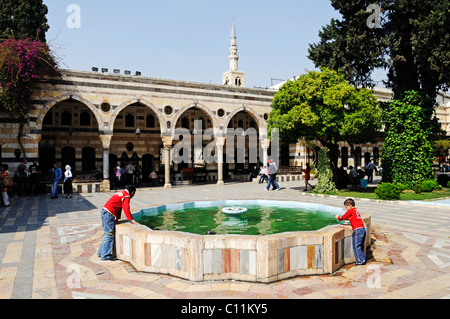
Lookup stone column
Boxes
[100,133,113,192]
[162,136,173,189]
[216,137,226,186]
[261,138,270,169]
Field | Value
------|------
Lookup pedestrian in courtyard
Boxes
[335,198,366,266]
[303,163,314,191]
[64,165,73,199]
[265,160,281,191]
[28,160,42,195]
[249,165,259,181]
[149,169,158,186]
[49,163,62,199]
[365,160,377,183]
[15,159,29,197]
[126,162,134,186]
[349,166,359,188]
[0,164,11,207]
[98,186,140,261]
[134,163,142,186]
[258,166,268,183]
[120,165,126,186]
[113,166,121,189]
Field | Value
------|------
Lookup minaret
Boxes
[223,16,246,87]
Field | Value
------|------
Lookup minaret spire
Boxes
[231,14,236,38]
[222,15,246,87]
[229,15,239,72]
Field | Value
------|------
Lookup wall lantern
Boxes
[135,128,142,138]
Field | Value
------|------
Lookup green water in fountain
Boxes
[136,205,343,235]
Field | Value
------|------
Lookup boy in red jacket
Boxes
[98,186,139,261]
[335,198,366,266]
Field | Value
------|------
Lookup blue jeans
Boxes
[259,175,268,183]
[51,180,59,198]
[98,209,116,260]
[266,174,280,190]
[352,228,367,265]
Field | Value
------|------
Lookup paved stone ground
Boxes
[0,179,449,300]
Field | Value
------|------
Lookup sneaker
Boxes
[263,189,268,191]
[275,188,280,191]
[100,257,119,261]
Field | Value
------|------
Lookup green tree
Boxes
[381,91,437,187]
[268,68,382,171]
[0,0,49,42]
[309,1,449,189]
[308,0,450,99]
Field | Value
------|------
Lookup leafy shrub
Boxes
[422,179,441,192]
[375,183,402,200]
[396,183,407,191]
[380,91,436,188]
[412,184,424,194]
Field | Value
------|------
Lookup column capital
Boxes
[162,136,173,149]
[99,133,113,150]
[261,138,271,150]
[215,136,226,148]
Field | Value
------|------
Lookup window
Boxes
[196,117,205,130]
[146,114,156,128]
[121,152,129,166]
[341,147,349,167]
[80,111,91,126]
[61,110,72,126]
[125,113,135,128]
[364,152,371,166]
[181,117,190,130]
[101,103,111,112]
[164,106,173,115]
[373,147,380,166]
[354,147,362,168]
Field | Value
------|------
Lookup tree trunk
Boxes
[17,115,27,159]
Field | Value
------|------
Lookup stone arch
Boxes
[37,94,103,132]
[224,106,267,135]
[172,103,220,133]
[110,97,165,133]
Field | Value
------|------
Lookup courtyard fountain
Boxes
[115,200,371,283]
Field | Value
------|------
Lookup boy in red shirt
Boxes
[335,198,366,266]
[98,186,139,261]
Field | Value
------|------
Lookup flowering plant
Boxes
[0,38,60,117]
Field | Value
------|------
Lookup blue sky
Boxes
[43,0,383,88]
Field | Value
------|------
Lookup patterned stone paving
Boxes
[0,180,449,300]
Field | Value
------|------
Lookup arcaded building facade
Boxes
[0,20,449,192]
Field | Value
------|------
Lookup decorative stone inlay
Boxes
[115,200,371,283]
